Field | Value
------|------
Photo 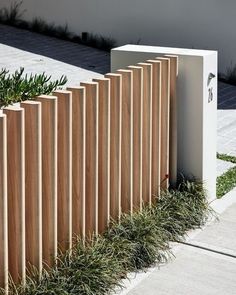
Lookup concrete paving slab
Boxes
[0,43,103,86]
[217,109,236,156]
[217,159,236,177]
[126,245,236,295]
[212,188,236,214]
[117,192,236,295]
[188,202,236,256]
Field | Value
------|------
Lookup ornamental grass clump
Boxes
[2,178,214,295]
[0,1,23,26]
[0,68,67,108]
[9,236,130,295]
[105,209,172,270]
[152,179,214,242]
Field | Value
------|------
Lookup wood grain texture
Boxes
[128,66,143,211]
[67,87,86,240]
[137,63,153,206]
[164,55,178,188]
[80,82,99,236]
[93,78,111,233]
[117,69,133,214]
[105,73,122,221]
[53,90,72,252]
[3,107,25,285]
[0,114,8,292]
[21,101,42,275]
[146,60,162,199]
[156,58,170,190]
[36,95,57,267]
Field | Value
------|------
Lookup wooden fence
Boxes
[0,55,178,292]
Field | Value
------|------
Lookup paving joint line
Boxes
[177,241,236,259]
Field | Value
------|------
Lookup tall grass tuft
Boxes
[0,1,24,25]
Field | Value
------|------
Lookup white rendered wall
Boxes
[0,0,233,73]
[111,45,217,200]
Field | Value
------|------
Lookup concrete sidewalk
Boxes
[119,190,236,295]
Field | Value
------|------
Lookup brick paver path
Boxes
[0,24,235,175]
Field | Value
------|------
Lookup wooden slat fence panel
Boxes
[137,63,153,206]
[53,90,72,252]
[146,60,162,199]
[117,69,133,214]
[104,73,122,221]
[21,101,42,274]
[80,82,99,236]
[165,55,178,187]
[0,55,177,288]
[36,95,58,267]
[0,114,8,293]
[3,107,26,285]
[93,78,111,233]
[156,57,170,190]
[67,87,86,240]
[128,66,143,211]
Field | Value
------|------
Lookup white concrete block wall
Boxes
[111,45,217,200]
[0,0,233,73]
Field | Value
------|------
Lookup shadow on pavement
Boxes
[0,24,110,74]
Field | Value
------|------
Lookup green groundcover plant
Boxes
[0,68,67,108]
[1,178,215,295]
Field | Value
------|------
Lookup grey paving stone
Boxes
[188,202,236,256]
[0,24,110,85]
[217,159,236,177]
[126,245,236,295]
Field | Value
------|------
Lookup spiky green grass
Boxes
[217,153,236,198]
[0,68,67,108]
[1,178,214,295]
[105,209,172,270]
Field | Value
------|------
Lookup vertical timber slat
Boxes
[165,55,178,187]
[0,114,8,292]
[156,57,170,189]
[53,90,72,252]
[117,69,133,214]
[146,60,162,199]
[128,66,143,211]
[80,82,99,236]
[3,107,26,285]
[93,78,111,233]
[67,87,86,240]
[36,95,57,267]
[137,63,153,206]
[21,101,42,274]
[105,73,122,221]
